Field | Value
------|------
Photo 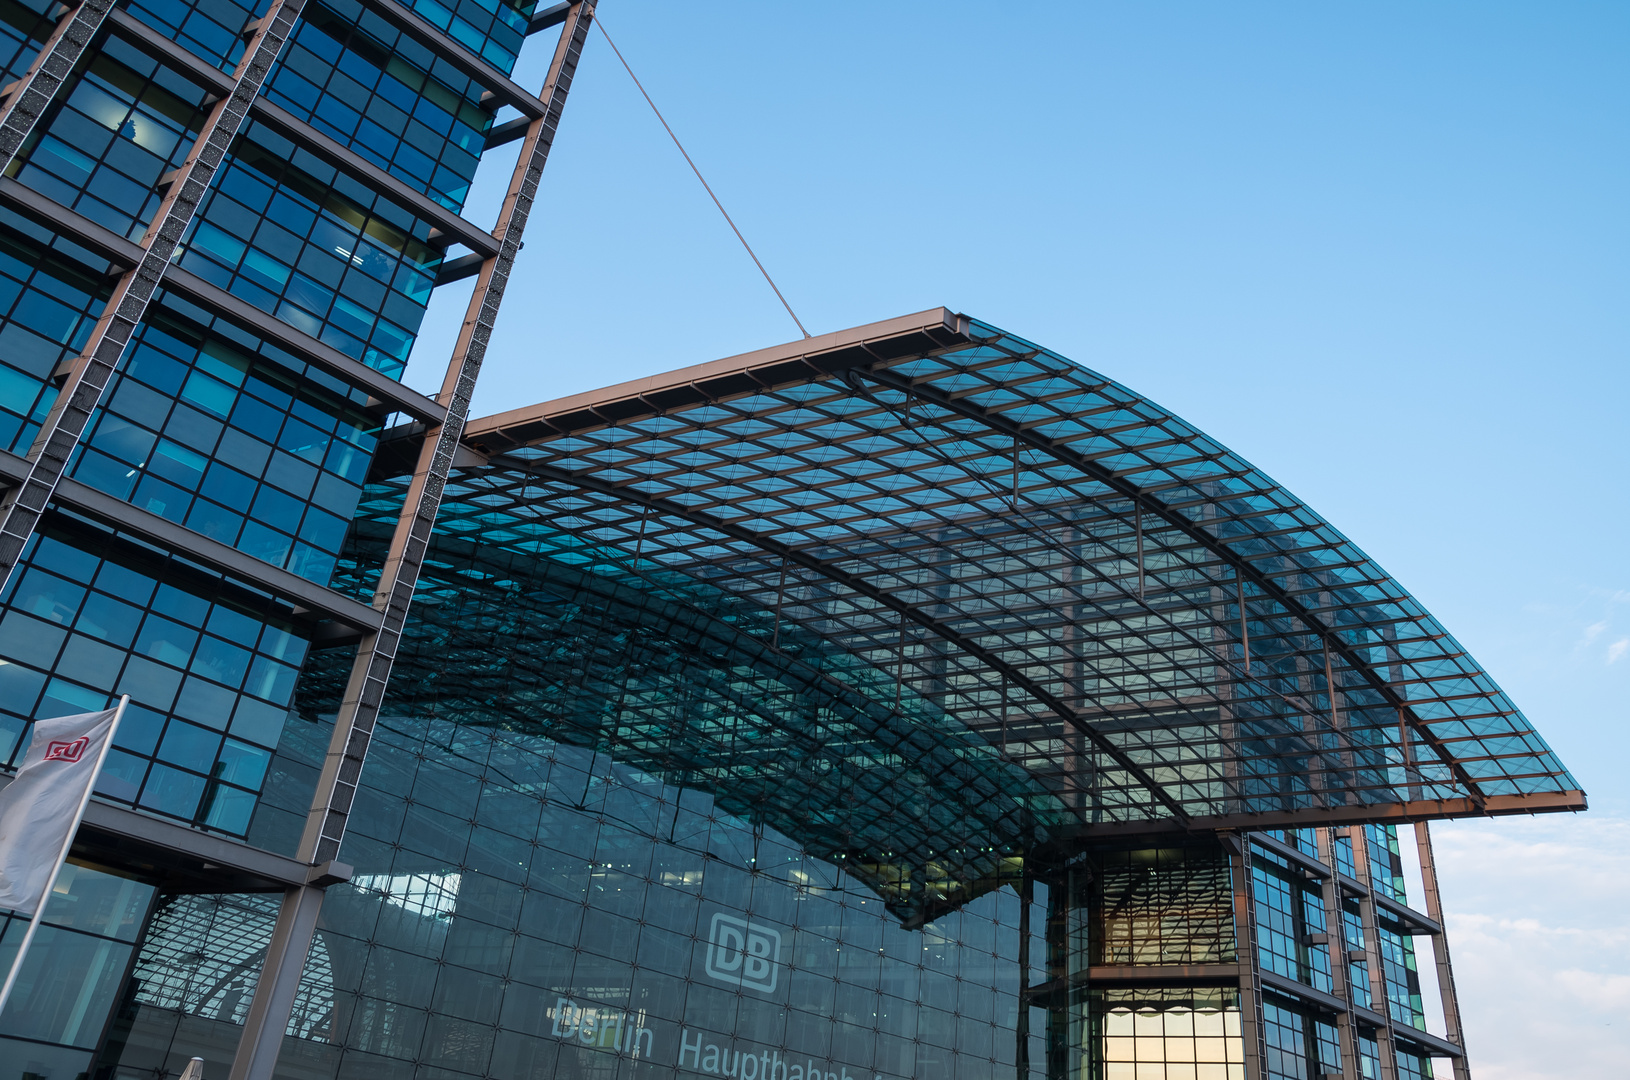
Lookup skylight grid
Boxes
[386,312,1587,837]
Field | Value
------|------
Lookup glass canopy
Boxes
[334,309,1582,918]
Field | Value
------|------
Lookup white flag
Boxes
[0,708,119,916]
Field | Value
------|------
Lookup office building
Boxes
[0,2,1583,1079]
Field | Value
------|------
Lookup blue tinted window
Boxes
[0,224,111,454]
[0,519,313,833]
[181,125,441,378]
[381,0,532,76]
[266,2,491,212]
[74,297,379,584]
[122,0,270,73]
[0,0,55,87]
[8,39,212,242]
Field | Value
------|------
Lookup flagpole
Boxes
[0,694,129,1017]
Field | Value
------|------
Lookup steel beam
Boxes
[161,267,446,422]
[483,114,529,149]
[227,883,326,1080]
[105,7,234,95]
[1348,826,1399,1080]
[1103,787,1580,831]
[50,472,382,631]
[0,0,115,166]
[461,307,971,447]
[1315,828,1361,1080]
[1226,834,1270,1080]
[1414,821,1471,1078]
[1258,967,1350,1016]
[433,251,485,285]
[1374,890,1441,936]
[78,804,335,892]
[0,453,379,631]
[106,9,503,259]
[0,179,466,425]
[0,771,322,891]
[527,1,570,35]
[0,176,142,265]
[245,101,499,257]
[1392,1025,1465,1061]
[351,0,548,118]
[1252,830,1333,878]
[297,0,595,867]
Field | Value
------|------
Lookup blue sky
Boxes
[407,3,1630,1073]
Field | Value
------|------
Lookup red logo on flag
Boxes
[42,737,89,763]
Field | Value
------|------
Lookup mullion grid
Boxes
[505,381,1415,817]
[957,339,1565,799]
[723,397,1232,817]
[365,472,1043,922]
[457,327,1574,823]
[525,401,1253,818]
[864,374,1400,813]
[435,467,1150,823]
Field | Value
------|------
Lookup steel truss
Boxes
[418,309,1583,831]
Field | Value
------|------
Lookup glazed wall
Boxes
[108,715,1054,1080]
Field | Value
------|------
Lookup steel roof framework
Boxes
[405,309,1582,835]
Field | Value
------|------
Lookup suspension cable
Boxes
[595,16,812,339]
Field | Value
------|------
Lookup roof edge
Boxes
[1050,789,1590,840]
[463,307,970,449]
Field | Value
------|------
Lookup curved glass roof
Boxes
[362,309,1581,850]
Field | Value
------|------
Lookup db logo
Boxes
[705,913,782,994]
[42,737,89,763]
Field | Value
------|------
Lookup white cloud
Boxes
[1608,638,1628,664]
[1580,620,1608,645]
[1555,969,1630,1011]
[1431,815,1630,1080]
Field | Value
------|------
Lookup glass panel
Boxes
[121,0,271,73]
[74,295,379,584]
[264,2,491,212]
[180,124,441,379]
[8,38,212,243]
[380,0,532,76]
[0,518,312,832]
[0,863,157,1058]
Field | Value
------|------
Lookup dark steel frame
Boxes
[447,308,1584,832]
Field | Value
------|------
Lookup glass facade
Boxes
[179,121,440,378]
[0,861,157,1079]
[265,0,494,212]
[72,292,378,584]
[0,216,110,455]
[0,513,309,828]
[0,3,1577,1079]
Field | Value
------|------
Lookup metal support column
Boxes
[1225,834,1269,1080]
[1016,871,1031,1080]
[1315,828,1360,1080]
[0,0,308,590]
[226,884,325,1080]
[1414,821,1471,1080]
[225,6,597,1079]
[1348,827,1399,1080]
[0,0,115,166]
